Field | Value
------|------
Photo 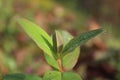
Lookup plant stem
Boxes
[57,58,64,72]
[57,54,64,72]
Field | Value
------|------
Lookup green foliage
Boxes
[62,28,103,54]
[43,71,61,80]
[18,18,59,70]
[59,31,73,46]
[62,72,82,80]
[18,18,54,58]
[59,31,80,70]
[3,73,42,80]
[25,74,42,80]
[3,73,25,80]
[52,31,58,54]
[44,53,59,70]
[17,18,103,80]
[62,47,80,70]
[1,0,119,80]
[43,71,82,80]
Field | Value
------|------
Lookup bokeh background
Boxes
[0,0,120,80]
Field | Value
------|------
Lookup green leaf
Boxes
[43,71,61,80]
[59,30,73,46]
[25,74,42,80]
[18,18,54,58]
[62,28,103,54]
[62,47,80,70]
[54,30,63,53]
[52,31,57,54]
[18,18,58,69]
[58,30,80,70]
[62,72,82,80]
[3,73,42,80]
[44,54,59,70]
[43,71,82,80]
[3,73,25,80]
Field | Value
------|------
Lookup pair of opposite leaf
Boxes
[18,18,103,71]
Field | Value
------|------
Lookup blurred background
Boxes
[0,0,120,80]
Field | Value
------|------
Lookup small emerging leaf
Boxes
[62,28,103,54]
[52,31,57,53]
[54,30,63,53]
[59,30,73,46]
